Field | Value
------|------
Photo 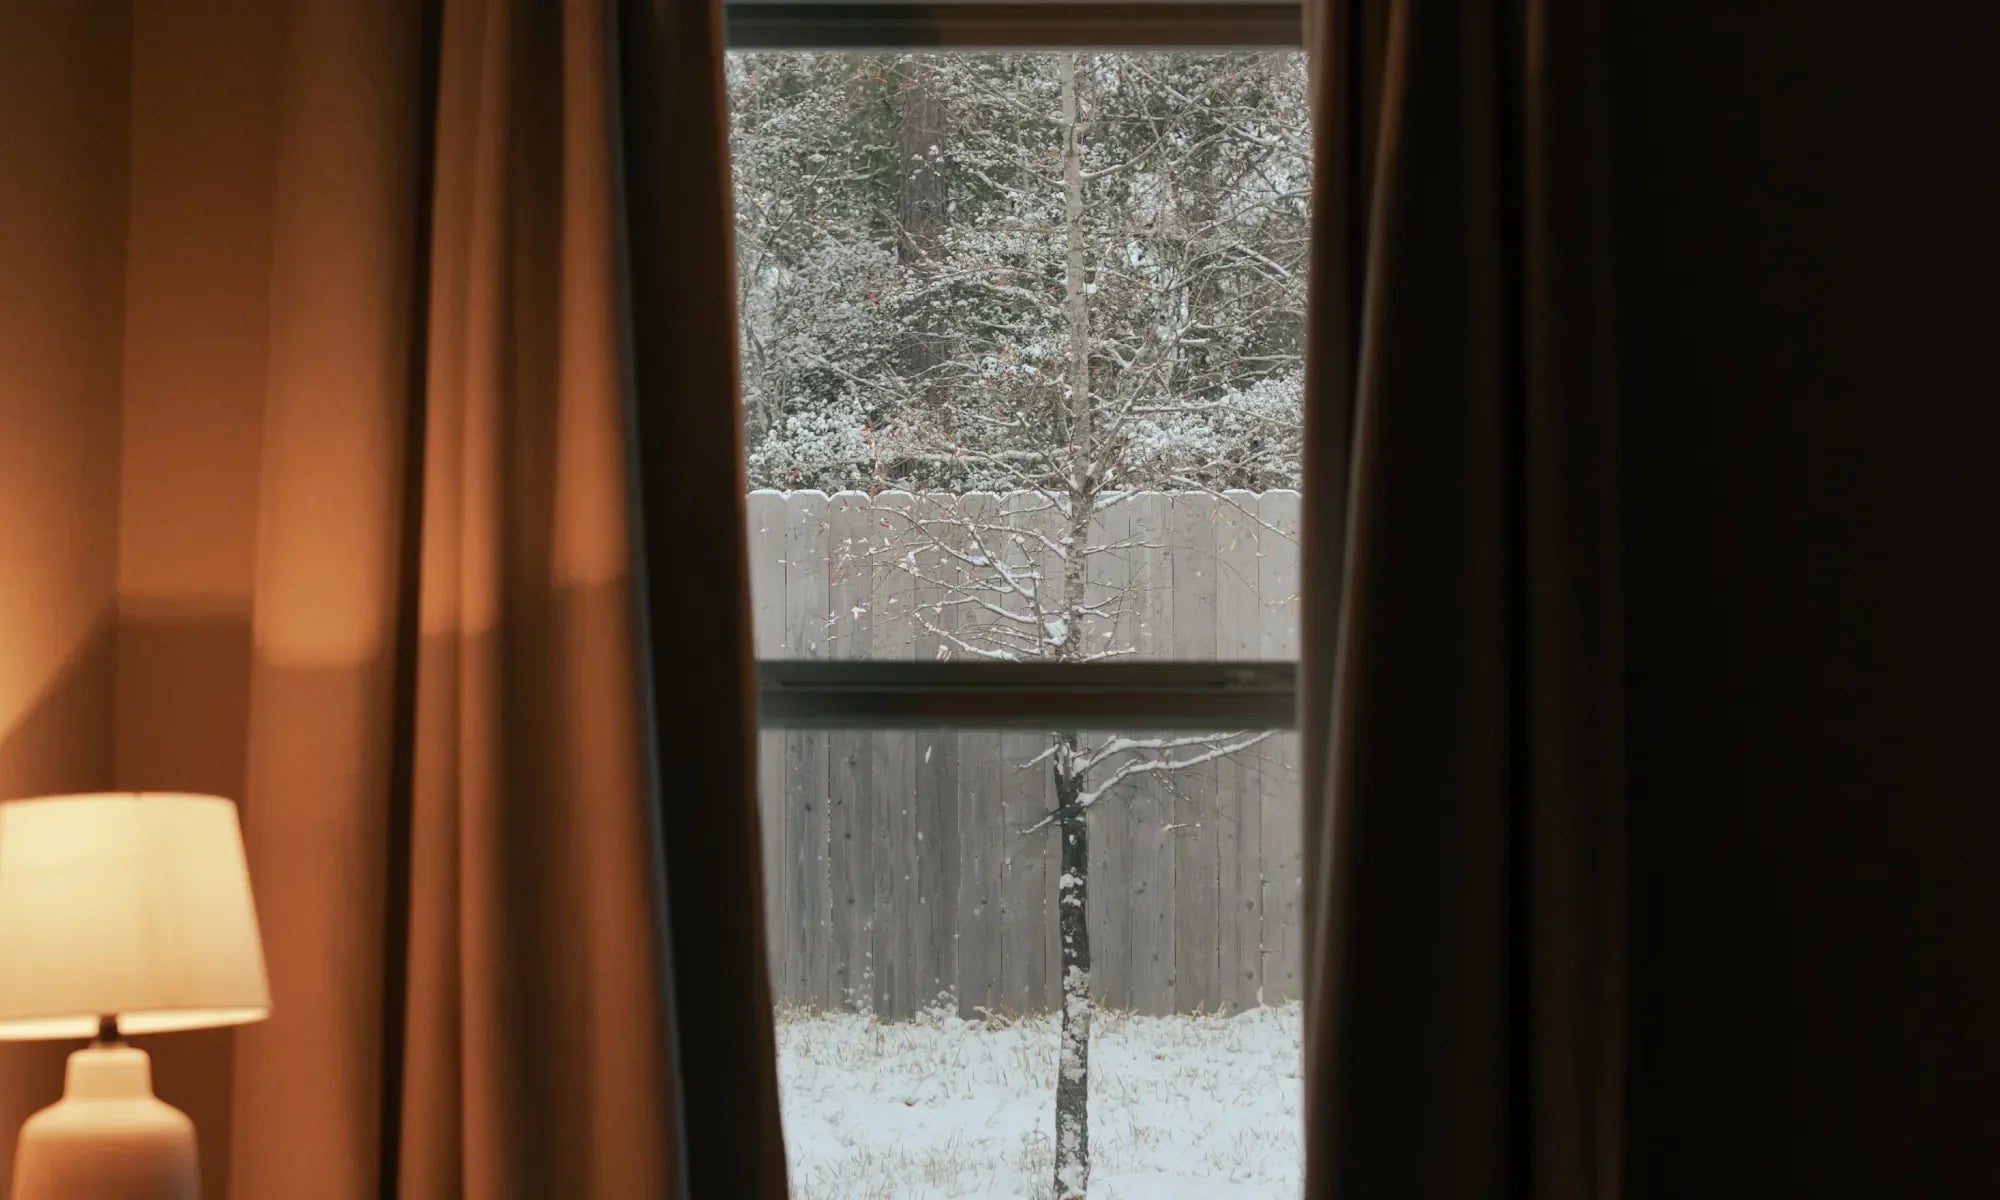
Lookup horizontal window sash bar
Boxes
[756,660,1297,729]
[724,2,1304,49]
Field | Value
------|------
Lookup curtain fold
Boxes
[224,0,783,1194]
[610,0,792,1192]
[229,0,424,1191]
[1301,2,1626,1197]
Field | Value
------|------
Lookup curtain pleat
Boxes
[611,0,791,1191]
[1301,2,1626,1197]
[227,0,778,1194]
[230,0,425,1192]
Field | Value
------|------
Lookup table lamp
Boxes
[0,793,270,1200]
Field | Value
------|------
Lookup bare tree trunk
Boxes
[898,60,950,383]
[1053,737,1091,1200]
[1061,53,1092,477]
[1052,53,1094,1200]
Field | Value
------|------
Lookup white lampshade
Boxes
[0,793,270,1040]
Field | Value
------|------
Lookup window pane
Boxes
[756,723,1304,1196]
[731,52,1309,1197]
[730,51,1309,664]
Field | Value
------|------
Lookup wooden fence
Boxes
[748,489,1301,1018]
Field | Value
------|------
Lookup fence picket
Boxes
[1216,491,1265,1011]
[1259,490,1302,1001]
[1085,496,1133,1010]
[784,491,831,1006]
[1126,492,1179,1015]
[952,493,1004,1017]
[910,493,958,1013]
[1170,492,1221,1012]
[748,493,787,992]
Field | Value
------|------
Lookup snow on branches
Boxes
[729,50,1308,496]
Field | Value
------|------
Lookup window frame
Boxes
[758,660,1297,728]
[722,1,1308,729]
[725,1,1305,50]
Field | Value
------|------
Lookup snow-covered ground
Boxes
[776,1003,1303,1200]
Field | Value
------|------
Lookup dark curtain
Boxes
[1608,6,2000,1196]
[1300,1,1625,1197]
[1304,1,2000,1197]
[213,0,783,1194]
[615,0,792,1194]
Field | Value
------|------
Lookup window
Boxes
[726,6,1307,1195]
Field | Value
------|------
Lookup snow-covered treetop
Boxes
[729,51,1309,495]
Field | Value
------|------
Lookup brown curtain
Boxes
[612,1,792,1194]
[231,0,789,1193]
[1300,1,1625,1197]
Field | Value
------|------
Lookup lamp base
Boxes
[11,1043,198,1200]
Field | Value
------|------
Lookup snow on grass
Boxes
[776,1002,1302,1200]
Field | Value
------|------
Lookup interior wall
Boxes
[0,1,281,1193]
[112,2,283,1196]
[0,0,135,1182]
